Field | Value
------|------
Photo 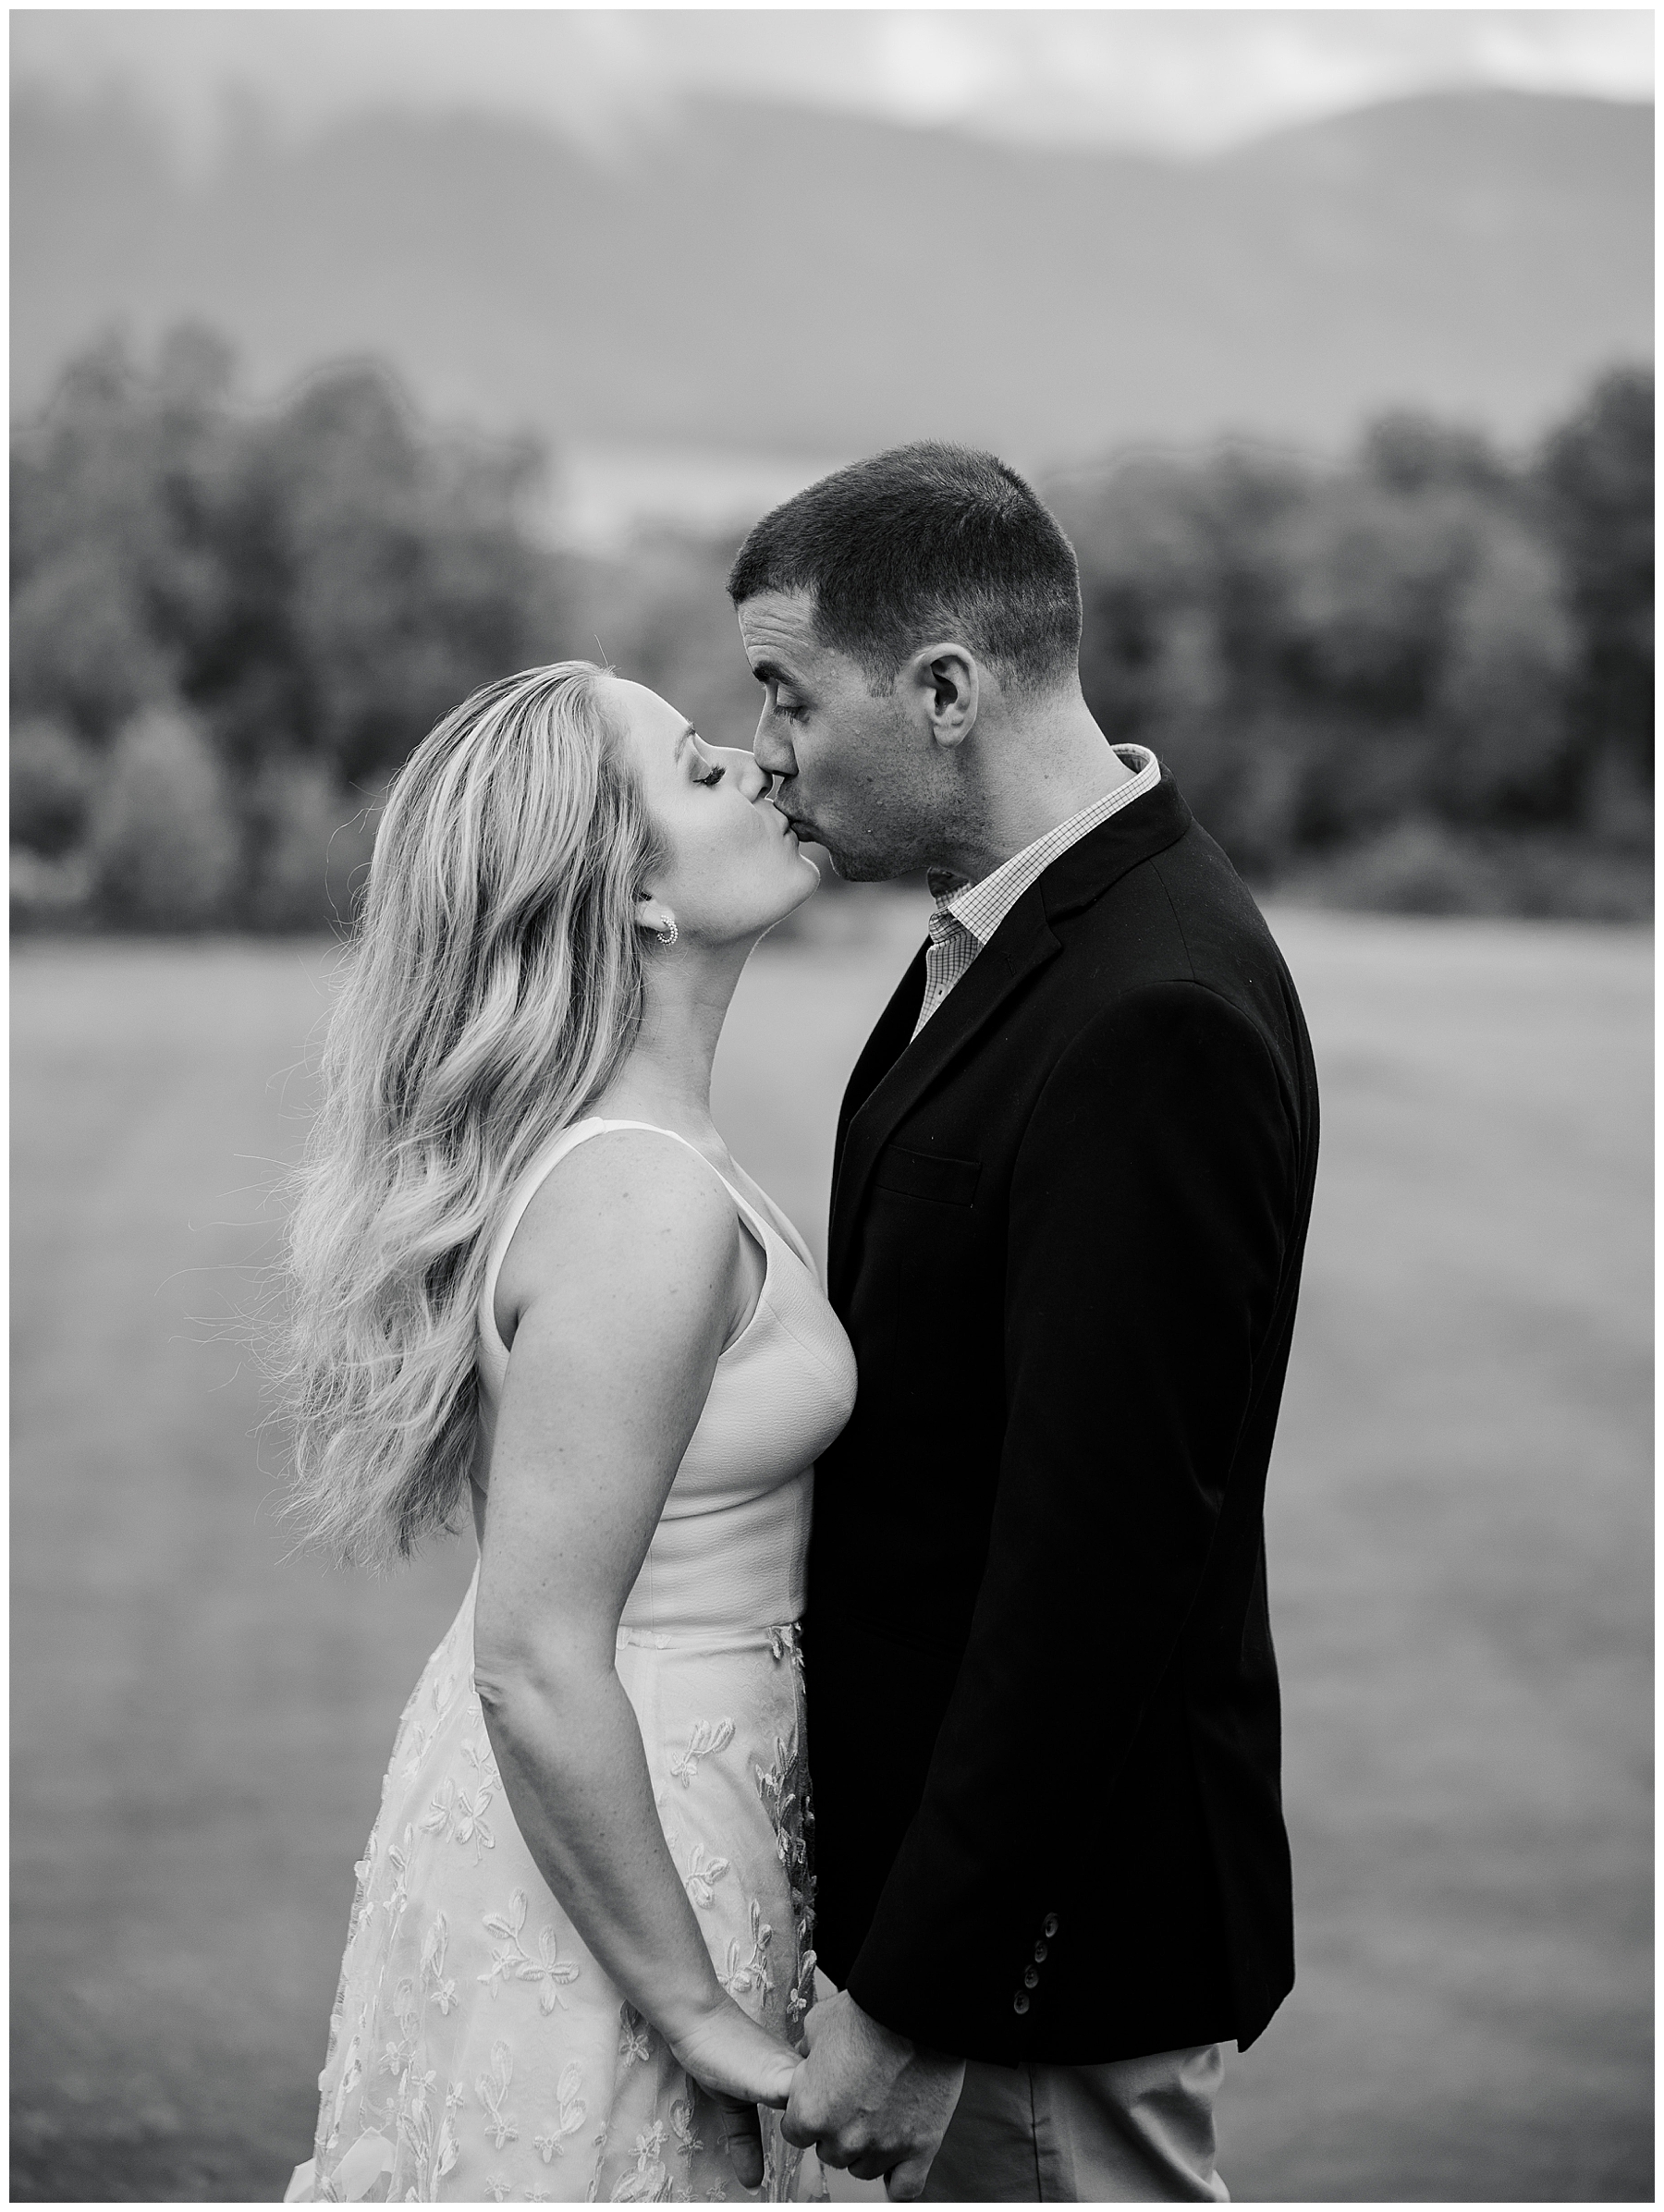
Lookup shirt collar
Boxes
[929,745,1161,948]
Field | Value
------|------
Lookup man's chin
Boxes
[808,840,891,886]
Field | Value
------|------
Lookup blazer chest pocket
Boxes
[874,1143,981,1208]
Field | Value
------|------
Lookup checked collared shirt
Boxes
[912,745,1161,1039]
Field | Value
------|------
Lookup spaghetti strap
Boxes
[476,1117,775,1368]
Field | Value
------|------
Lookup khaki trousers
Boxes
[919,2044,1230,2203]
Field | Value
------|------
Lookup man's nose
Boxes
[752,713,796,781]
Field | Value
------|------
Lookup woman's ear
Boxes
[903,642,980,751]
[635,895,678,947]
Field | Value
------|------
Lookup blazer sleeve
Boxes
[840,978,1297,2056]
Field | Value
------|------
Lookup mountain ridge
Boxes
[12,85,1651,466]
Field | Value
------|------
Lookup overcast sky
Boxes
[12,8,1655,160]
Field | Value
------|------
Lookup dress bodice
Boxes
[474,1118,857,1637]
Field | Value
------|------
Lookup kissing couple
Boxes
[282,445,1318,2205]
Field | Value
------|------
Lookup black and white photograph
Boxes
[9,8,1653,2205]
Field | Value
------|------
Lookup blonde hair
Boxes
[275,660,657,1568]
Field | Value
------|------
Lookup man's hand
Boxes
[782,1987,965,2202]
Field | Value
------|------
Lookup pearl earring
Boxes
[655,918,679,948]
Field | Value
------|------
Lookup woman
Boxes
[279,661,856,2204]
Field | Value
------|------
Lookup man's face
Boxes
[736,590,936,882]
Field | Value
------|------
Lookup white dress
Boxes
[288,1118,858,2205]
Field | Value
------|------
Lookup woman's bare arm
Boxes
[471,1130,796,2167]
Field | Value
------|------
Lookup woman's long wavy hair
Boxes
[275,660,658,1569]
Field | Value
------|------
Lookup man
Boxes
[728,446,1318,2203]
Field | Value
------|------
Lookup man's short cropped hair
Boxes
[727,443,1083,695]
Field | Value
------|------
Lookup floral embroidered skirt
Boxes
[287,1573,825,2204]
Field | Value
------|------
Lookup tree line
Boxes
[11,326,1651,928]
[1056,385,1651,918]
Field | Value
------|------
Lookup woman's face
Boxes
[604,677,820,947]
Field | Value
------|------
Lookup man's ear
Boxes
[903,642,980,751]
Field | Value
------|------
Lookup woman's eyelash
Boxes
[695,762,725,788]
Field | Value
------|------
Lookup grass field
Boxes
[11,900,1652,2203]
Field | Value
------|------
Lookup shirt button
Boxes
[1043,1913,1059,1937]
[1023,1966,1039,1988]
[1012,1992,1030,2015]
[1034,1942,1048,1962]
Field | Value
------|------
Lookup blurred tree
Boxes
[11,324,572,923]
[10,331,1649,927]
[11,718,97,858]
[1430,520,1574,824]
[1054,372,1646,909]
[1058,446,1313,874]
[10,544,179,740]
[1360,411,1510,497]
[223,365,558,783]
[1273,474,1573,840]
[85,703,240,929]
[1536,366,1653,837]
[9,328,565,771]
[244,759,379,932]
[10,329,234,740]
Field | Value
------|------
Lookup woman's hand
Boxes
[670,1995,802,2190]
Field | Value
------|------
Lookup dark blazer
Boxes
[806,768,1318,2067]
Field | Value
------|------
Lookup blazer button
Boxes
[1023,1966,1039,1988]
[1033,1942,1048,1962]
[1042,1913,1059,1937]
[1012,1992,1030,2015]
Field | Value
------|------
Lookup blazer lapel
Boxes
[826,767,1196,1306]
[826,941,927,1262]
[833,942,927,1177]
[1035,764,1193,924]
[827,896,1061,1304]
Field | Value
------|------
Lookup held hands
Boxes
[669,1993,800,2192]
[781,1987,965,2202]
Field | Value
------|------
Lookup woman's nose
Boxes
[708,745,772,802]
[734,750,774,803]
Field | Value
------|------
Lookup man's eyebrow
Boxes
[748,657,793,688]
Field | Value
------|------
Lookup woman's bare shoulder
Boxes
[496,1126,738,1345]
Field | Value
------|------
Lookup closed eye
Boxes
[759,678,806,726]
[687,730,726,787]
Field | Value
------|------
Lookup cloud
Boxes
[11,6,1653,165]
